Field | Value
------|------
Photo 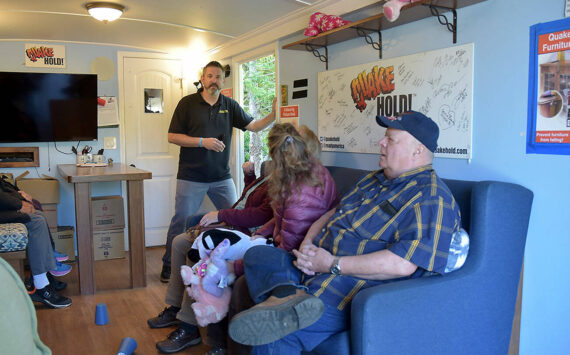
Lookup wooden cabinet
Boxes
[0,147,39,168]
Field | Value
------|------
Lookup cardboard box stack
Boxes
[14,173,78,261]
[16,173,59,231]
[92,196,125,260]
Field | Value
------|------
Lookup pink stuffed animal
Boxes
[180,239,233,327]
[383,0,422,22]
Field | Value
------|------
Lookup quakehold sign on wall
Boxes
[317,43,474,159]
[25,44,66,68]
[527,17,570,155]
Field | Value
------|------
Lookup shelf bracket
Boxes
[355,27,382,59]
[304,43,328,70]
[424,4,457,43]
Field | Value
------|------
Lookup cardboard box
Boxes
[91,196,125,230]
[51,226,76,261]
[0,172,14,185]
[93,229,125,260]
[16,173,60,204]
[42,203,58,231]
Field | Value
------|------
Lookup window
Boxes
[241,54,276,176]
[231,44,278,193]
[544,73,555,91]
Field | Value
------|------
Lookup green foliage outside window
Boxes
[241,54,276,169]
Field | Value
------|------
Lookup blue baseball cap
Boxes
[376,111,439,152]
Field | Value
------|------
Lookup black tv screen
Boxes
[0,72,98,143]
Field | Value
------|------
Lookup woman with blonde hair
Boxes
[212,123,337,355]
[253,123,337,251]
[298,124,321,159]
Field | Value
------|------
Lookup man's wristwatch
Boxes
[330,256,341,275]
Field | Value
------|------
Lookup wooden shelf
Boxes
[0,147,39,168]
[282,0,487,68]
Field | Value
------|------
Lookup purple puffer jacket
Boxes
[256,163,339,252]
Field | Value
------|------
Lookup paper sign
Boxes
[221,88,233,98]
[25,44,66,68]
[280,105,299,128]
[98,96,119,126]
[280,105,299,118]
[281,85,288,106]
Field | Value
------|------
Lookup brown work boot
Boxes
[228,289,324,346]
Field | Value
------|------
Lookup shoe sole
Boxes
[156,336,201,353]
[49,268,71,277]
[55,256,69,262]
[147,318,181,329]
[229,294,324,346]
[30,295,72,309]
[160,277,170,283]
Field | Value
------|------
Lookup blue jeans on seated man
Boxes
[162,178,237,267]
[243,246,348,355]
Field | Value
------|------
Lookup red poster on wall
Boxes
[221,88,232,98]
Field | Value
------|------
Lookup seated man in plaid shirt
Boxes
[228,111,462,354]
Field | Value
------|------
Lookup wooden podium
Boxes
[58,163,152,295]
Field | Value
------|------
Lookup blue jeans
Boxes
[162,178,237,266]
[25,211,57,276]
[243,246,349,354]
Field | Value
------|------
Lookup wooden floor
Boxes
[35,247,212,355]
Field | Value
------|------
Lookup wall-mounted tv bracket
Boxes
[355,27,382,59]
[304,43,329,70]
[424,4,457,43]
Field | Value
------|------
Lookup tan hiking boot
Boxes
[228,289,324,346]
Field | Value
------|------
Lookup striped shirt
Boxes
[304,165,461,311]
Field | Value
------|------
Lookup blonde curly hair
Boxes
[267,123,322,206]
[298,125,321,159]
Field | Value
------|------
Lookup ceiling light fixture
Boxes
[85,2,125,23]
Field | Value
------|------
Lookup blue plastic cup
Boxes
[117,337,137,355]
[95,303,109,325]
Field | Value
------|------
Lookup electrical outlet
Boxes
[104,136,117,150]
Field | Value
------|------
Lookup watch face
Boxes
[331,264,341,275]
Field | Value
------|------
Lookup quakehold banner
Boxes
[527,18,570,155]
[317,44,474,160]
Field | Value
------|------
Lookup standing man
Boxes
[161,60,276,282]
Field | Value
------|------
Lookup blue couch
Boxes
[306,166,533,355]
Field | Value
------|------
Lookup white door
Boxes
[122,56,183,247]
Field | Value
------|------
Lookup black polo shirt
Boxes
[168,91,253,182]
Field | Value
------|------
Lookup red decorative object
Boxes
[304,12,351,37]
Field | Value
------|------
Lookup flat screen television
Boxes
[0,71,98,143]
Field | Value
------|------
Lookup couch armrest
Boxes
[351,274,478,355]
[351,180,533,355]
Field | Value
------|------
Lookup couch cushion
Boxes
[0,223,28,252]
[325,166,369,199]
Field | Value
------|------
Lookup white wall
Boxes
[278,0,569,354]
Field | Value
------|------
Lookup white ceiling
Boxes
[0,0,315,54]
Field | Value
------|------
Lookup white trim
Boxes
[210,0,377,60]
[3,10,235,39]
[1,38,167,53]
[228,42,279,194]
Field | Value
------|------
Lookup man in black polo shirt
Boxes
[161,60,276,282]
